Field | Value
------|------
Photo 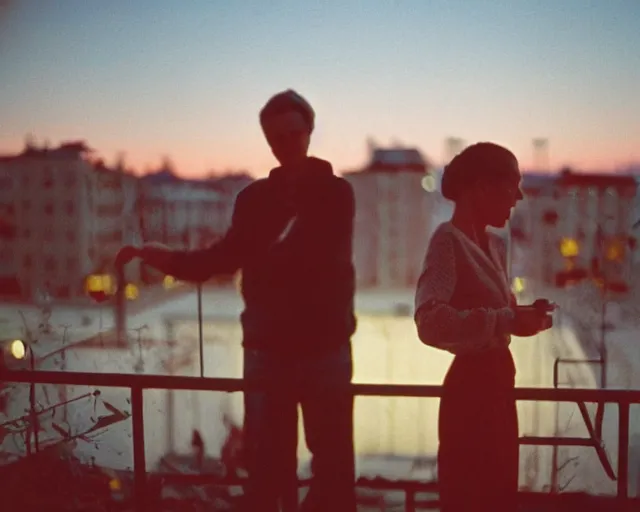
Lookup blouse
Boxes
[414,222,517,355]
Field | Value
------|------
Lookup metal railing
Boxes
[2,368,639,511]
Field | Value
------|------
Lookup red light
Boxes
[88,291,109,303]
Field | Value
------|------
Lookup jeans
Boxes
[241,344,356,512]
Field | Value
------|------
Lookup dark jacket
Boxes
[160,157,356,356]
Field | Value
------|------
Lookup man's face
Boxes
[262,110,311,167]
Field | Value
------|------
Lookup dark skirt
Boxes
[438,348,519,512]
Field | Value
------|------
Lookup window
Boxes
[64,171,77,188]
[67,256,78,271]
[66,230,76,243]
[57,284,70,298]
[44,202,54,215]
[64,200,75,216]
[22,199,31,210]
[23,228,31,238]
[0,247,12,265]
[23,255,32,268]
[43,167,54,188]
[0,176,12,190]
[44,256,56,272]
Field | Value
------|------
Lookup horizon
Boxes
[3,138,638,179]
[1,1,639,177]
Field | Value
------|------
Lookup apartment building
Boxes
[0,166,19,297]
[138,168,228,283]
[92,162,141,283]
[344,144,438,289]
[511,170,638,286]
[0,141,142,301]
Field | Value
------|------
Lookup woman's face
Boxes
[470,165,523,228]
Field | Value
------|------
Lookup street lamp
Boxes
[1,338,32,371]
[163,275,177,290]
[0,338,39,453]
[421,174,437,193]
[85,273,116,304]
[559,237,580,258]
[9,339,26,360]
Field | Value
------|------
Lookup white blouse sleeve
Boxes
[414,228,515,355]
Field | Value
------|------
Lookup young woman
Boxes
[414,142,554,511]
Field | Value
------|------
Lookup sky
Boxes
[1,0,639,178]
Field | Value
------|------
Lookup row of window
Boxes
[96,202,125,217]
[21,254,80,273]
[19,198,76,215]
[17,168,79,188]
[95,229,123,245]
[22,228,77,243]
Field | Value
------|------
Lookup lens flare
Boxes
[9,339,26,360]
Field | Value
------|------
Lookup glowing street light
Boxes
[163,275,177,290]
[421,174,437,192]
[1,338,32,371]
[512,277,525,294]
[9,339,26,360]
[559,237,580,258]
[124,283,139,300]
[85,273,116,303]
[604,237,625,262]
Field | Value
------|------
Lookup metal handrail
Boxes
[2,369,639,510]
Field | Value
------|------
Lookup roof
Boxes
[0,141,94,161]
[555,169,637,190]
[520,172,557,192]
[363,148,430,173]
[140,169,178,184]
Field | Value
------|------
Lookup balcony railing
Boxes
[2,368,640,511]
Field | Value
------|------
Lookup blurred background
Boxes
[1,1,640,509]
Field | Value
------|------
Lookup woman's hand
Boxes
[512,305,553,337]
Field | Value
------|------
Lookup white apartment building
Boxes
[138,169,227,284]
[0,142,143,302]
[207,172,254,229]
[344,145,438,289]
[0,164,20,297]
[91,163,141,283]
[511,171,638,287]
[0,142,97,301]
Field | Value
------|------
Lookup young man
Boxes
[116,90,357,512]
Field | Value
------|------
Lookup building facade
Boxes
[138,169,228,283]
[0,142,143,301]
[345,145,438,289]
[511,170,638,288]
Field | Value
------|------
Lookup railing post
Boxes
[197,283,204,378]
[131,386,147,511]
[405,489,416,512]
[617,401,630,504]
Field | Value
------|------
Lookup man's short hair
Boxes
[260,89,315,132]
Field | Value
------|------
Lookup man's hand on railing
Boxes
[115,242,173,269]
[115,245,142,269]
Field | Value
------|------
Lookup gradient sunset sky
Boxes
[1,0,639,178]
